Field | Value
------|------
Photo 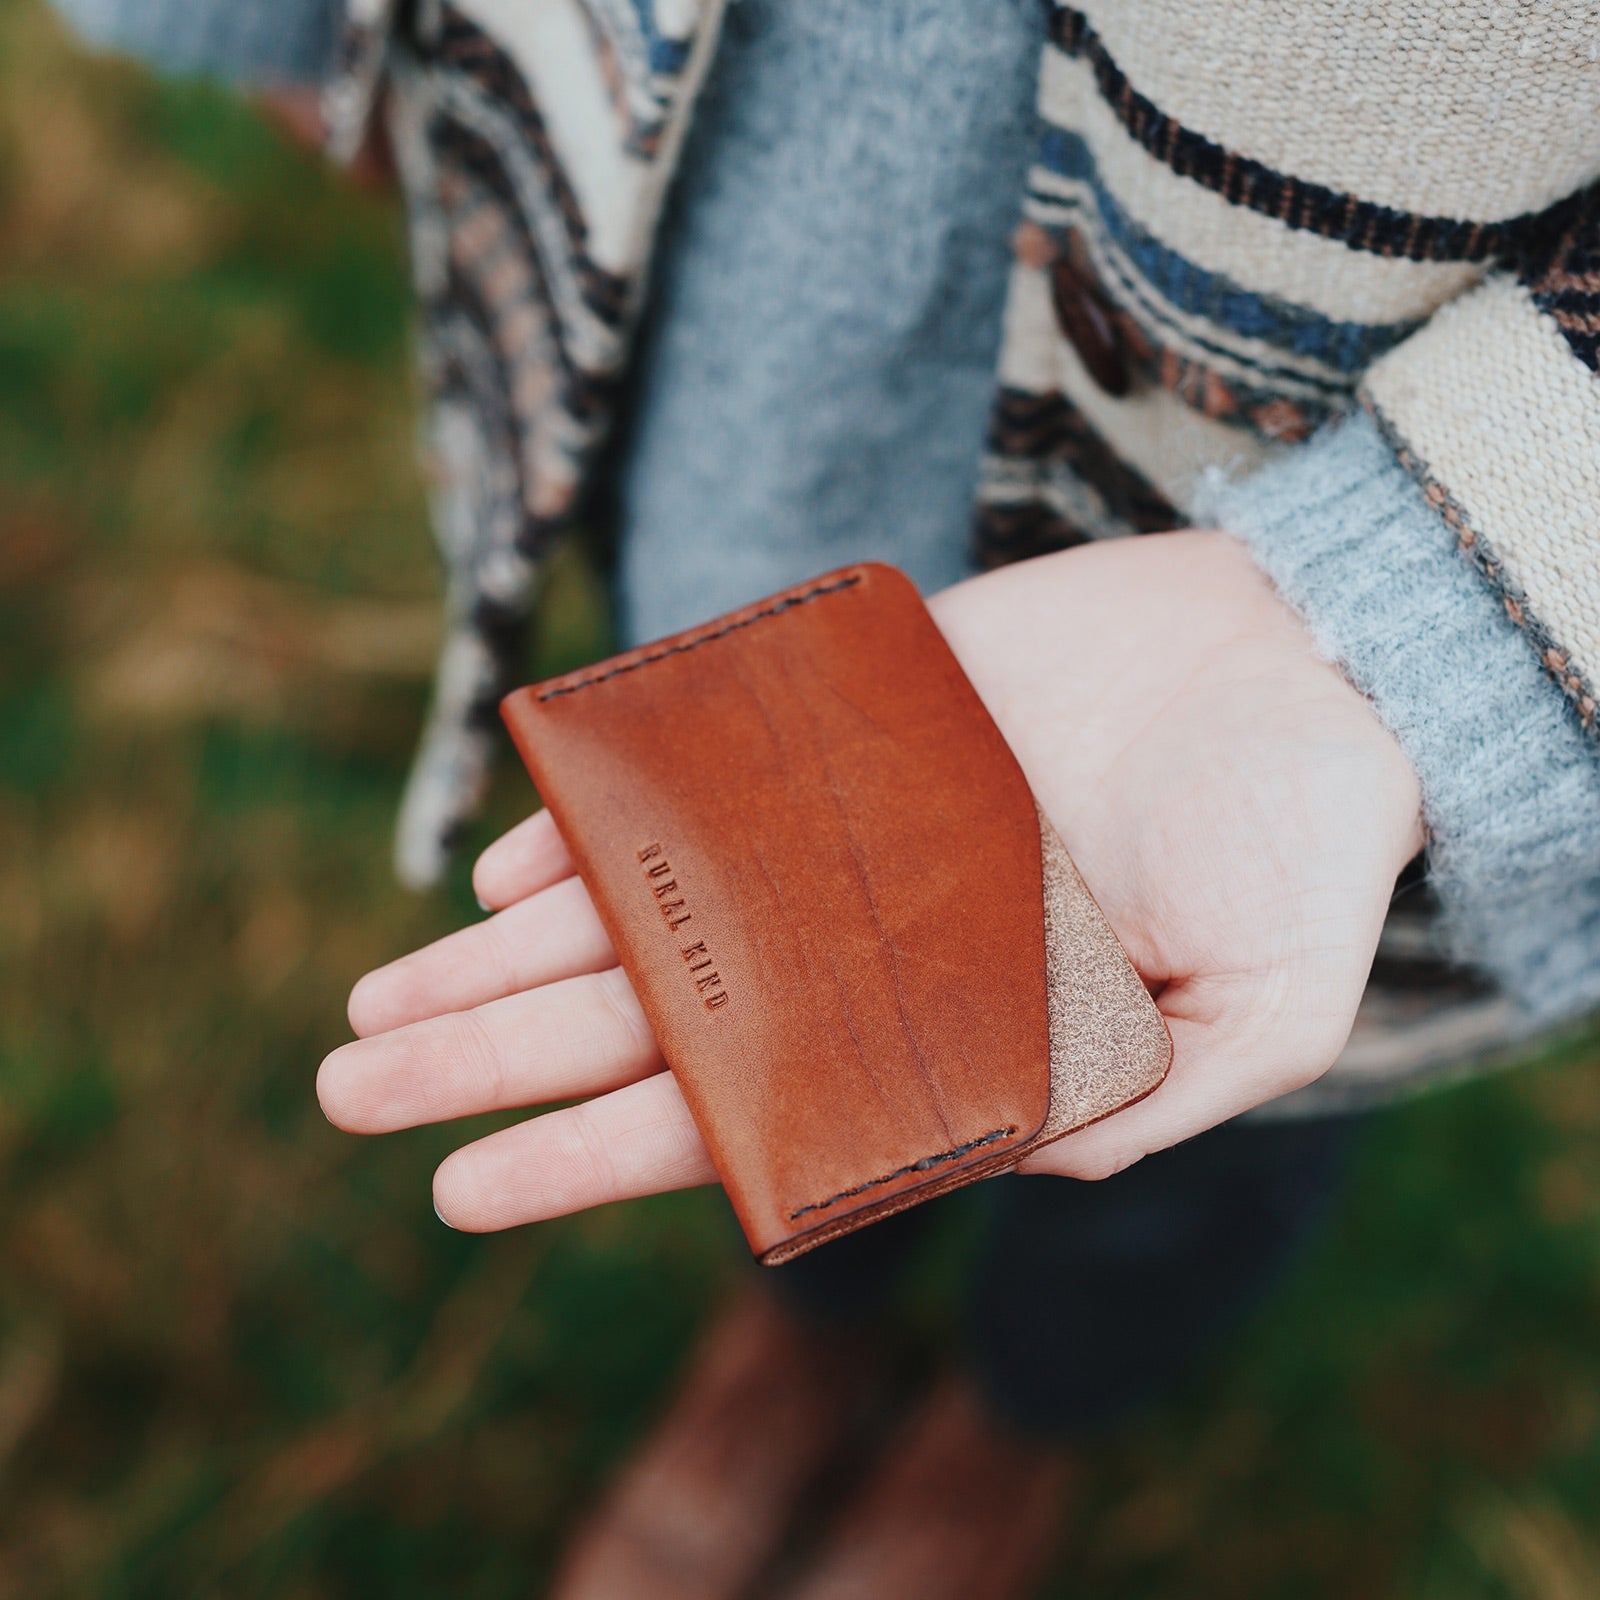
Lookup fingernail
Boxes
[434,1200,456,1230]
[475,894,491,914]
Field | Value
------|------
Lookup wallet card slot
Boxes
[1035,804,1171,1144]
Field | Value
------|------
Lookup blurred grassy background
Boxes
[1,3,1599,1594]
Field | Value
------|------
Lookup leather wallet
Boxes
[502,563,1170,1264]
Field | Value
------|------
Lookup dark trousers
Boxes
[766,1115,1353,1443]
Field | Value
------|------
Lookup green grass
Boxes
[1,4,1598,1594]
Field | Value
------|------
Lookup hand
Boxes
[317,533,1423,1226]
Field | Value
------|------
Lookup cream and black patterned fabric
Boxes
[984,5,1600,744]
[328,0,728,885]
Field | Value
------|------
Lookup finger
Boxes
[432,1071,715,1232]
[320,967,661,1134]
[473,808,575,911]
[348,875,613,1036]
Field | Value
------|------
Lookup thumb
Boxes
[1018,992,1349,1183]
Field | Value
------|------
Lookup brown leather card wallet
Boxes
[502,563,1170,1264]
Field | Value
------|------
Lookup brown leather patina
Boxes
[503,563,1169,1263]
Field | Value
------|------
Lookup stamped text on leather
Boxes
[638,843,730,1012]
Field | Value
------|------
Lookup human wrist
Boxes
[1199,410,1600,1023]
[1177,528,1427,861]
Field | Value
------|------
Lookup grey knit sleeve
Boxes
[51,0,341,83]
[1197,406,1600,1026]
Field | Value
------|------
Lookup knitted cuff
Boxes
[1196,408,1600,1025]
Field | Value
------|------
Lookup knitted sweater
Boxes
[60,0,1600,1107]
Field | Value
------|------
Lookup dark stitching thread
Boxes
[789,1126,1017,1221]
[536,574,863,700]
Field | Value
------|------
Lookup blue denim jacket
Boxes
[53,0,338,83]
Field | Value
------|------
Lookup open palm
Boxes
[318,532,1423,1225]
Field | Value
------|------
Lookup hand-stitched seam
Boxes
[788,1126,1017,1221]
[536,574,863,701]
